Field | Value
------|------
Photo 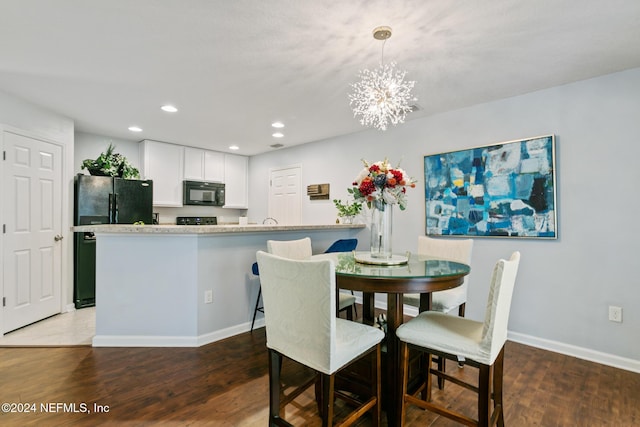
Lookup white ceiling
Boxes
[1,1,640,155]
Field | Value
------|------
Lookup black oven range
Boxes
[176,216,217,225]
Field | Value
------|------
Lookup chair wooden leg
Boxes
[457,304,467,367]
[493,348,505,427]
[478,363,492,427]
[458,302,466,317]
[268,350,293,427]
[315,374,323,416]
[346,306,353,320]
[321,373,335,427]
[437,356,446,389]
[371,344,381,427]
[425,353,433,402]
[419,351,435,401]
[351,290,358,318]
[399,342,410,427]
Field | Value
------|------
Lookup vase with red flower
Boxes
[349,159,416,259]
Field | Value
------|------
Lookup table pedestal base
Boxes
[335,342,428,424]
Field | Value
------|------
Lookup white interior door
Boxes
[269,166,301,225]
[2,130,62,333]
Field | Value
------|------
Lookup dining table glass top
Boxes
[314,251,470,279]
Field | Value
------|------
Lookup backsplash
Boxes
[154,206,247,225]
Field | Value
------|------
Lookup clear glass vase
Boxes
[341,216,354,224]
[370,200,393,258]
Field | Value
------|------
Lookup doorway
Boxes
[2,130,63,333]
[268,166,301,225]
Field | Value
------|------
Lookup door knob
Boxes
[54,234,64,241]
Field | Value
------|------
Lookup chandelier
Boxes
[349,26,417,131]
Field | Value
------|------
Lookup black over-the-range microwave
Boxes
[183,180,225,206]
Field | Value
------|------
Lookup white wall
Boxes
[0,89,75,311]
[249,68,640,366]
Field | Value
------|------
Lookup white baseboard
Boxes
[93,335,199,347]
[508,331,640,374]
[197,321,261,346]
[92,319,267,348]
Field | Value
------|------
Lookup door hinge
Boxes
[2,297,5,307]
[2,224,5,234]
[3,151,5,161]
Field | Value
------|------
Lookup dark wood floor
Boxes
[1,318,639,426]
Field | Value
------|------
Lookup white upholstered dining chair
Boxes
[267,237,357,320]
[404,235,473,388]
[397,251,521,427]
[256,250,384,426]
[403,235,474,315]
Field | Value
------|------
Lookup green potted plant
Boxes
[333,198,363,224]
[81,144,140,179]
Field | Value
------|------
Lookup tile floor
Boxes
[0,307,95,347]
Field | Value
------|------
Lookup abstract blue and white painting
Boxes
[424,135,557,238]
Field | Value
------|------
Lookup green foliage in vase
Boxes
[81,144,140,179]
[333,198,363,217]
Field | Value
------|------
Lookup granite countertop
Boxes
[71,223,366,234]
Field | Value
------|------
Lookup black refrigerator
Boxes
[73,174,153,308]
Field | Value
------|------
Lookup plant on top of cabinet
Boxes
[81,144,140,179]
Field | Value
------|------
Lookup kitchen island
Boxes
[72,223,366,347]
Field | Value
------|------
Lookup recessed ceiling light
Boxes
[161,105,178,113]
[272,132,284,138]
[271,121,285,128]
[229,145,240,150]
[128,126,143,132]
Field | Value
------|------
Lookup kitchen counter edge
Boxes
[71,223,366,234]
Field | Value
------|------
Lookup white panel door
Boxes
[269,167,301,225]
[2,131,62,333]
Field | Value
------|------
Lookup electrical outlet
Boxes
[204,290,213,304]
[608,305,622,323]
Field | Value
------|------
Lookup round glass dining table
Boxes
[313,251,471,427]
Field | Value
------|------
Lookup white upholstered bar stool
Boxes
[267,237,357,320]
[397,252,521,427]
[257,251,384,426]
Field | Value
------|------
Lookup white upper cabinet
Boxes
[204,150,225,182]
[140,140,247,209]
[184,147,224,182]
[139,140,184,207]
[184,147,204,180]
[223,154,248,209]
